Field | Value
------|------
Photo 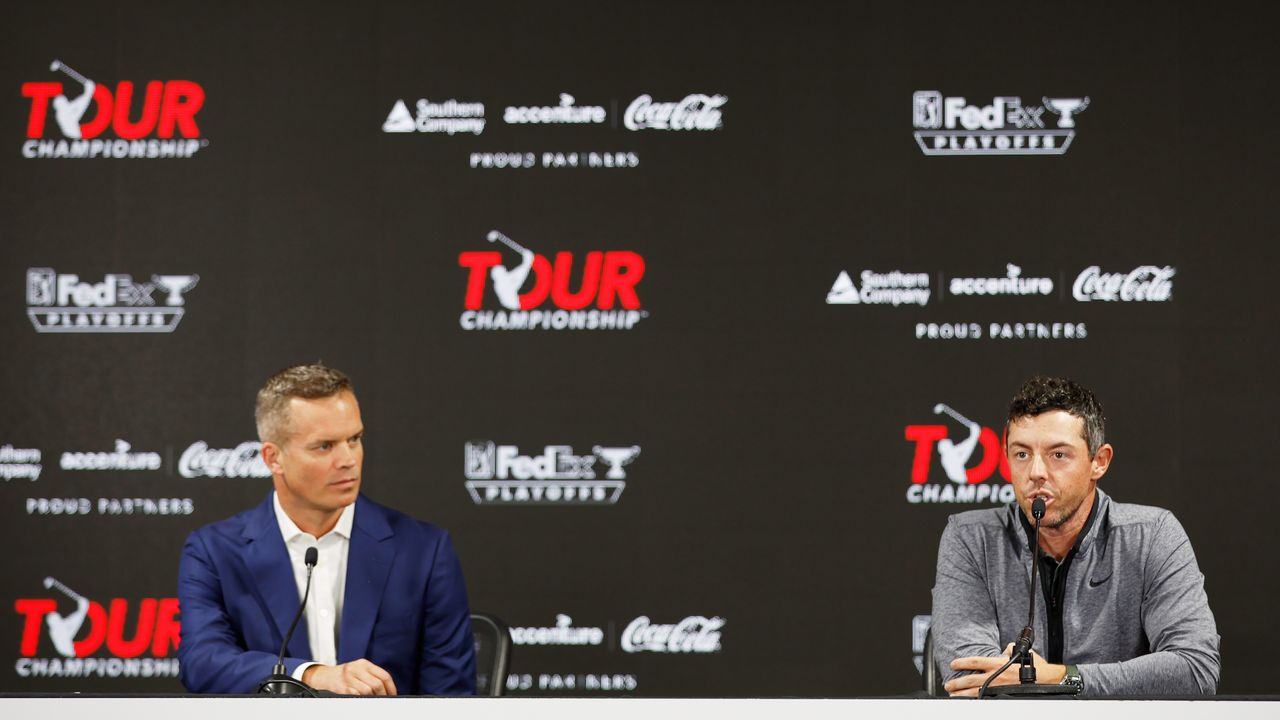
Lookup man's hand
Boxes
[943,644,1066,698]
[302,659,398,696]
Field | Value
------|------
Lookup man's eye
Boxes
[317,442,332,451]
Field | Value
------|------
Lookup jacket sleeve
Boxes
[1077,513,1220,696]
[931,517,1005,685]
[177,531,309,693]
[417,531,477,696]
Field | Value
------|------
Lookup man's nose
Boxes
[1029,453,1048,480]
[336,442,356,468]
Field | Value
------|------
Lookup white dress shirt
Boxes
[272,492,353,680]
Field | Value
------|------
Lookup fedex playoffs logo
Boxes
[21,59,205,159]
[904,403,1015,504]
[13,577,179,678]
[912,91,1088,156]
[458,230,647,331]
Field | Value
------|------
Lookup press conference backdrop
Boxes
[1,0,1276,698]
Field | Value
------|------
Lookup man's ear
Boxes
[261,440,285,477]
[1091,443,1114,480]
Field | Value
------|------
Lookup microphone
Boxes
[256,546,319,696]
[981,496,1075,698]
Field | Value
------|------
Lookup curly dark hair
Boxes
[1006,376,1105,455]
[255,363,353,443]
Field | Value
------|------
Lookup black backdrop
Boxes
[2,0,1278,697]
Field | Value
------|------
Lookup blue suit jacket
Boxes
[177,493,475,695]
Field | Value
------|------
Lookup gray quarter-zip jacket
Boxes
[931,488,1220,696]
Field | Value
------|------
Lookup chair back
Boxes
[922,626,942,696]
[471,612,512,697]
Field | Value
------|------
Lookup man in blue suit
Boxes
[178,364,476,695]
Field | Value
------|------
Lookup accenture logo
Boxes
[912,91,1088,156]
[21,59,206,159]
[459,230,647,331]
[463,441,640,505]
[26,268,199,333]
[60,440,161,472]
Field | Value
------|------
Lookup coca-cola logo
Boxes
[1072,265,1175,302]
[620,615,724,653]
[178,441,271,479]
[623,94,726,131]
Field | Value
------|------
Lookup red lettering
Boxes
[112,81,164,140]
[158,80,204,138]
[21,83,61,138]
[153,598,181,656]
[597,251,644,309]
[519,255,553,309]
[79,85,114,139]
[905,425,947,484]
[459,252,502,309]
[966,428,1002,484]
[14,598,56,656]
[73,601,107,657]
[106,598,155,658]
[548,251,603,310]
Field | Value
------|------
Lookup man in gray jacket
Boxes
[932,376,1219,697]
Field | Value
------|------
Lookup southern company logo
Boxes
[912,91,1088,156]
[21,59,206,159]
[904,403,1015,504]
[826,269,931,306]
[459,230,647,331]
[14,577,179,678]
[464,441,640,505]
[26,268,198,333]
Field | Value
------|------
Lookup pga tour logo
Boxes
[26,268,198,333]
[912,90,1089,156]
[463,441,640,505]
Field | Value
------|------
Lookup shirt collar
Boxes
[1013,487,1104,559]
[272,490,355,542]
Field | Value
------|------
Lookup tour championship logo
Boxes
[14,577,179,678]
[26,268,199,333]
[463,441,640,505]
[459,230,647,331]
[21,59,206,159]
[912,91,1089,156]
[904,403,1014,504]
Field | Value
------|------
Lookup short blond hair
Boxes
[255,364,353,443]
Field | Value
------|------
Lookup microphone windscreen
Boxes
[1032,497,1046,519]
[305,546,318,567]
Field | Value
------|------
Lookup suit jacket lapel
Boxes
[242,493,311,658]
[339,496,395,662]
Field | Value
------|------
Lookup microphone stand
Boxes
[981,499,1076,698]
[256,547,319,696]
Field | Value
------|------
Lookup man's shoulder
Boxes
[186,493,270,544]
[945,504,1010,531]
[356,494,452,543]
[1102,495,1179,530]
